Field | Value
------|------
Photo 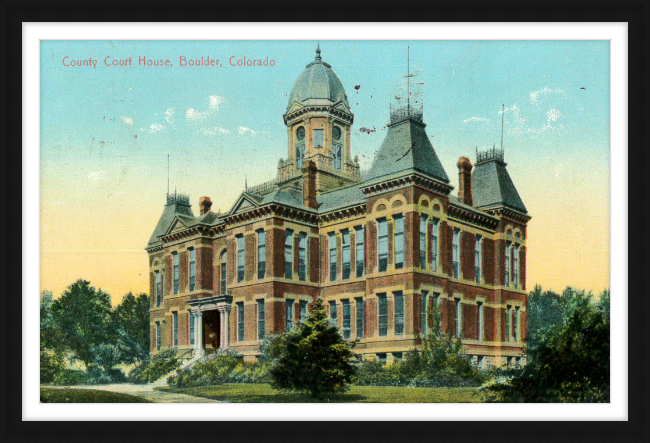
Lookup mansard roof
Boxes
[365,118,450,187]
[472,158,528,214]
[147,196,195,246]
[317,183,366,213]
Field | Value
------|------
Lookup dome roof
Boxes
[286,48,350,111]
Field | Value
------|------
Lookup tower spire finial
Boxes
[315,42,321,61]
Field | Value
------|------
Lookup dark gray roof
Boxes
[147,201,195,245]
[286,48,350,111]
[472,159,528,214]
[259,187,307,210]
[365,118,449,186]
[317,183,366,213]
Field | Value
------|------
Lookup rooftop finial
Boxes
[315,42,321,61]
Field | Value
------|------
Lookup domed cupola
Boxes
[279,45,359,193]
[285,47,351,112]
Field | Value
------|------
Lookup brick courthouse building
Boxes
[146,48,531,367]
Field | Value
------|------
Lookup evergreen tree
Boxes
[270,298,356,399]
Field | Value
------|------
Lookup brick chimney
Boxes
[301,160,318,210]
[457,157,473,206]
[199,196,212,215]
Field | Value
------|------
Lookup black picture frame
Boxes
[2,1,649,442]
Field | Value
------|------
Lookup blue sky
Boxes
[41,40,610,300]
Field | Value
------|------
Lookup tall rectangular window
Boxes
[505,242,511,286]
[475,235,482,283]
[342,300,351,339]
[257,300,265,340]
[296,143,305,169]
[420,290,429,336]
[355,297,364,338]
[329,301,338,328]
[432,219,439,272]
[329,233,337,282]
[333,143,342,170]
[155,322,161,351]
[378,218,388,272]
[299,300,308,323]
[514,306,520,341]
[477,302,484,341]
[394,292,404,335]
[420,214,428,269]
[342,230,351,280]
[189,249,196,291]
[313,129,324,148]
[237,236,245,283]
[298,233,307,281]
[155,271,161,307]
[454,298,462,337]
[514,245,519,289]
[284,229,294,279]
[257,230,266,279]
[452,228,460,278]
[237,302,244,341]
[285,299,294,331]
[505,305,512,341]
[394,215,404,269]
[189,312,195,346]
[172,311,178,347]
[433,293,441,334]
[173,253,179,294]
[377,294,388,337]
[355,226,365,277]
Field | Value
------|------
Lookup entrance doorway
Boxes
[203,310,221,352]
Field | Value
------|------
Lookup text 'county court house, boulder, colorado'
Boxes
[146,47,531,368]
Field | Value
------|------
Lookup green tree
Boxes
[270,298,356,399]
[50,280,113,368]
[40,290,61,350]
[111,292,150,363]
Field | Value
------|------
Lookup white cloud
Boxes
[238,126,254,135]
[201,126,230,136]
[209,95,227,111]
[529,87,565,105]
[164,108,175,127]
[186,108,209,123]
[121,116,133,126]
[463,117,490,124]
[87,170,106,182]
[149,123,164,133]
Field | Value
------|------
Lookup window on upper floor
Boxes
[452,229,460,278]
[257,230,266,279]
[394,215,404,269]
[172,253,179,294]
[342,230,350,280]
[285,229,294,279]
[296,142,304,169]
[394,291,404,335]
[189,248,196,291]
[355,226,365,277]
[514,244,520,289]
[298,233,307,282]
[329,232,337,282]
[377,293,388,337]
[333,142,342,170]
[220,251,227,294]
[155,271,162,307]
[237,236,245,283]
[475,235,482,283]
[377,218,388,272]
[329,301,338,328]
[505,241,511,286]
[419,214,428,269]
[432,218,439,272]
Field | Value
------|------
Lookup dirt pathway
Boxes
[43,384,223,403]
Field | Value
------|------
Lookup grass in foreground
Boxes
[40,387,151,403]
[159,383,484,403]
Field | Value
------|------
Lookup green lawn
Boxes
[40,387,151,403]
[159,383,484,403]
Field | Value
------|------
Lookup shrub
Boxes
[127,349,182,384]
[40,350,66,384]
[168,349,271,388]
[52,367,126,385]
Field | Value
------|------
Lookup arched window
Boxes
[220,250,227,294]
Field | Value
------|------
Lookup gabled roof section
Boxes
[147,197,195,246]
[317,183,365,213]
[472,159,528,214]
[365,118,449,187]
[228,192,263,216]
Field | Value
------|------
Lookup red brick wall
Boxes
[484,306,496,341]
[245,234,255,282]
[495,239,505,286]
[199,246,213,290]
[520,246,527,290]
[482,238,495,285]
[366,298,376,337]
[164,255,172,296]
[269,227,285,278]
[440,222,452,276]
[461,232,476,280]
[366,221,376,273]
[405,211,415,268]
[520,311,527,341]
[180,250,188,292]
[463,303,478,339]
[387,220,394,268]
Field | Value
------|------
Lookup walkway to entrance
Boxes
[42,384,224,403]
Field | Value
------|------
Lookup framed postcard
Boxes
[2,1,649,442]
